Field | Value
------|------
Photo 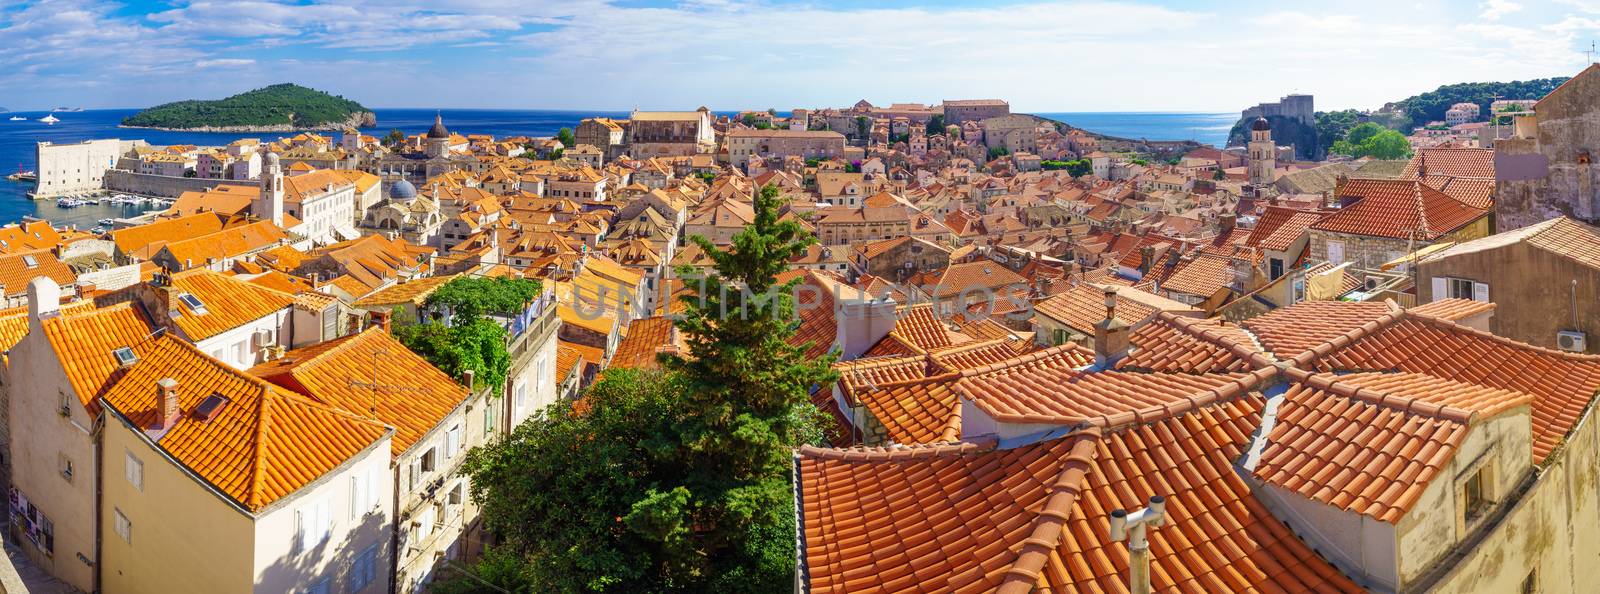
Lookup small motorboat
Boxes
[39,114,59,125]
[97,218,114,226]
[7,116,24,121]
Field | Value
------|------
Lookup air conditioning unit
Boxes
[1558,330,1588,353]
[1364,277,1381,291]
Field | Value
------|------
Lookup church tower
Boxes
[1248,116,1277,186]
[255,150,285,226]
[425,113,450,158]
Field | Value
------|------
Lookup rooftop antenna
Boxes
[346,349,426,420]
[1588,41,1597,65]
[1109,496,1168,594]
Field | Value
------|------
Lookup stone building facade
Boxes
[1496,64,1600,231]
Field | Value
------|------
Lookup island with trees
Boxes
[120,83,376,131]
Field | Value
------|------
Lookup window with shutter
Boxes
[125,451,143,491]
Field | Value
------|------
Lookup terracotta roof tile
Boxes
[1409,298,1496,321]
[1118,314,1262,373]
[166,269,296,341]
[611,317,676,370]
[250,327,469,456]
[100,335,388,511]
[1313,314,1600,463]
[798,396,1363,594]
[1242,300,1393,360]
[41,302,157,413]
[856,373,963,445]
[1319,179,1486,240]
[1244,206,1325,252]
[1252,371,1534,522]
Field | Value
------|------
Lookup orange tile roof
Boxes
[1160,246,1243,298]
[111,212,230,260]
[915,260,1029,299]
[160,219,291,268]
[0,251,75,298]
[1407,297,1496,321]
[962,367,1255,426]
[1242,300,1393,360]
[1117,314,1261,373]
[350,274,457,309]
[250,327,469,456]
[166,269,295,341]
[40,302,157,413]
[1319,179,1485,240]
[1402,147,1495,179]
[798,394,1363,593]
[1254,372,1530,522]
[1032,282,1193,332]
[855,372,963,444]
[926,338,1038,372]
[99,335,388,512]
[610,317,675,370]
[1244,205,1325,252]
[0,221,64,254]
[1303,313,1600,463]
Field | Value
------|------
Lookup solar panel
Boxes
[178,293,207,313]
[112,347,137,367]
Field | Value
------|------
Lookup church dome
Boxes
[390,179,417,201]
[1250,116,1271,132]
[426,114,449,139]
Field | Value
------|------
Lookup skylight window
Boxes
[112,347,137,367]
[194,393,230,422]
[21,255,36,268]
[177,293,207,314]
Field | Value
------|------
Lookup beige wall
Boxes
[99,412,256,594]
[1424,399,1600,594]
[1419,241,1600,353]
[4,319,100,592]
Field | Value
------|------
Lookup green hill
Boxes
[1384,78,1567,128]
[121,83,375,130]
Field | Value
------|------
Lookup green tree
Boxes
[854,116,871,141]
[556,127,576,148]
[1345,122,1386,146]
[451,184,835,592]
[394,276,542,391]
[925,114,946,135]
[987,146,1010,160]
[384,128,405,147]
[1361,130,1412,159]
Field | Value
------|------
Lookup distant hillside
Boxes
[1382,77,1568,128]
[121,83,375,131]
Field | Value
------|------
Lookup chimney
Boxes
[26,277,61,334]
[1138,246,1155,275]
[1093,286,1130,366]
[153,377,180,431]
[369,310,391,334]
[462,369,476,392]
[1220,213,1236,234]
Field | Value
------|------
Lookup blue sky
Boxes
[1,0,1597,112]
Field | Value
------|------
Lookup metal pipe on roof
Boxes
[1109,495,1167,594]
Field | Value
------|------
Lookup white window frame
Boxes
[296,497,332,552]
[123,452,145,493]
[114,508,132,544]
[446,425,462,459]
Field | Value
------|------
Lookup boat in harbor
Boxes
[39,114,59,125]
[97,218,114,226]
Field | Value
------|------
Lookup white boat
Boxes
[97,218,114,226]
[7,116,24,121]
[39,115,59,125]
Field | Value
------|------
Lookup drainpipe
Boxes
[1109,495,1167,594]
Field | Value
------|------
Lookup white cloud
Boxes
[196,58,256,68]
[1480,0,1523,21]
[1,0,1597,111]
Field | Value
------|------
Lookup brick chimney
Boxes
[1093,287,1130,367]
[153,377,180,431]
[1138,246,1155,275]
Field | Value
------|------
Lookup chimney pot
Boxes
[154,377,180,431]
